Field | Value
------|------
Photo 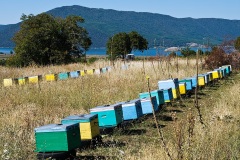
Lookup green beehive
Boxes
[34,123,81,152]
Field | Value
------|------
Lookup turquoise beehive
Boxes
[70,71,80,78]
[101,68,107,73]
[90,104,123,128]
[118,99,143,120]
[161,88,173,102]
[58,72,69,80]
[140,97,158,114]
[139,90,164,106]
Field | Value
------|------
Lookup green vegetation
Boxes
[106,31,148,59]
[7,13,91,67]
[235,36,240,51]
[1,6,240,48]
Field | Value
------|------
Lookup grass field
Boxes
[0,58,239,159]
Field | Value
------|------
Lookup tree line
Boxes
[3,13,240,67]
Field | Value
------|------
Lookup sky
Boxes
[0,0,240,25]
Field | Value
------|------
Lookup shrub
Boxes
[204,47,228,69]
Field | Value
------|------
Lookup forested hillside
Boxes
[0,5,240,48]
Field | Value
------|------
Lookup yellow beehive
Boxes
[18,77,27,85]
[172,88,180,99]
[80,118,100,140]
[212,71,219,79]
[28,76,39,84]
[86,69,94,75]
[198,76,205,86]
[3,78,17,87]
[80,70,85,76]
[179,83,186,95]
[61,114,100,140]
[45,74,57,82]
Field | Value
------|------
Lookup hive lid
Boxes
[120,99,141,107]
[34,123,78,133]
[62,114,97,121]
[90,104,122,112]
[140,96,156,102]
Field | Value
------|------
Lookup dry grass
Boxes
[0,58,239,159]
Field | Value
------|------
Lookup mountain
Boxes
[0,5,240,48]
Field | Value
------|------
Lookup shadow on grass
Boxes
[74,156,117,160]
[120,128,146,135]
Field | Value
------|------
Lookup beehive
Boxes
[198,75,205,86]
[188,77,197,88]
[18,77,28,85]
[161,88,173,102]
[214,69,223,79]
[106,66,111,72]
[207,72,213,82]
[221,66,230,75]
[118,99,143,120]
[90,104,123,128]
[70,71,80,78]
[212,70,219,79]
[58,72,69,80]
[179,79,192,91]
[139,90,164,106]
[3,78,18,87]
[199,74,209,85]
[222,65,232,74]
[86,69,94,75]
[94,69,101,75]
[34,123,81,152]
[101,68,107,73]
[158,78,179,99]
[61,114,100,140]
[179,82,186,95]
[45,74,57,82]
[28,75,42,84]
[140,97,158,114]
[80,70,85,76]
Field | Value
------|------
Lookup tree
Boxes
[128,31,148,52]
[106,32,131,60]
[180,47,196,57]
[234,36,240,52]
[106,31,148,59]
[9,13,91,67]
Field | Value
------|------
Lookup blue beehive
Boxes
[58,72,69,80]
[140,97,158,114]
[188,77,197,88]
[90,104,123,128]
[70,71,80,78]
[161,88,173,102]
[139,90,164,106]
[118,99,143,120]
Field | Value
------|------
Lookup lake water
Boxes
[0,47,208,57]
